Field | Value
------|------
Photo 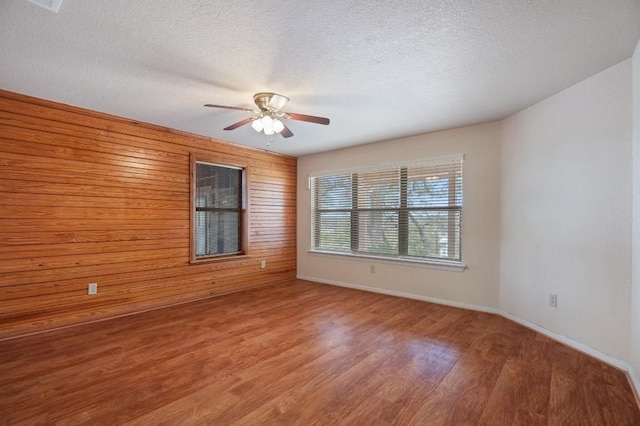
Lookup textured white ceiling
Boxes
[2,0,640,156]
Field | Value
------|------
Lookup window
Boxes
[191,155,247,261]
[311,157,462,266]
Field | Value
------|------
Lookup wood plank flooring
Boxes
[0,279,638,425]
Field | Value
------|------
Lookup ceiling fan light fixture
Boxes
[251,115,284,136]
[251,118,264,132]
[261,115,273,125]
[262,115,275,135]
[272,118,284,134]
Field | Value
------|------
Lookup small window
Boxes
[310,156,462,265]
[191,155,247,262]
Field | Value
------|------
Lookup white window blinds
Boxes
[311,157,462,262]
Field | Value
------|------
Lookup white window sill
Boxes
[307,249,466,272]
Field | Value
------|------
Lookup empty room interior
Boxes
[2,0,640,424]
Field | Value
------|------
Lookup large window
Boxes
[311,157,462,265]
[191,156,247,261]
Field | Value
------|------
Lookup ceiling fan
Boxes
[204,92,330,139]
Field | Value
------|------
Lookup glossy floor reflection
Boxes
[1,279,638,425]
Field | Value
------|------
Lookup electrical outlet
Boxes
[370,264,375,273]
[261,260,266,269]
[549,293,557,308]
[88,283,98,295]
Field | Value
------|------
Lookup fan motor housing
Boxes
[253,92,289,111]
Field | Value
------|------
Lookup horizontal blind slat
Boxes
[311,157,462,261]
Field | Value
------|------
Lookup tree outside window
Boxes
[311,158,462,263]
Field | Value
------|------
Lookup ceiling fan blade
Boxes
[204,104,254,113]
[282,112,330,125]
[280,124,294,138]
[224,117,255,131]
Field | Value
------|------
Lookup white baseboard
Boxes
[297,275,500,314]
[628,368,640,405]
[499,311,629,371]
[298,274,639,401]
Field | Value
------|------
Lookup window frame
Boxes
[309,157,465,271]
[190,153,249,263]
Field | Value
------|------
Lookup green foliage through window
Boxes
[311,158,462,262]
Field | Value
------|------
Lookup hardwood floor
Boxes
[1,279,638,425]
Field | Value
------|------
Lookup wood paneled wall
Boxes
[0,90,297,339]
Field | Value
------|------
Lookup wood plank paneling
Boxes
[0,89,297,339]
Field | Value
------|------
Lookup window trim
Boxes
[309,156,465,270]
[190,153,250,264]
[307,248,466,272]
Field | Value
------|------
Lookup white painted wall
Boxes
[297,57,635,368]
[297,122,502,310]
[500,60,633,361]
[631,39,640,384]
